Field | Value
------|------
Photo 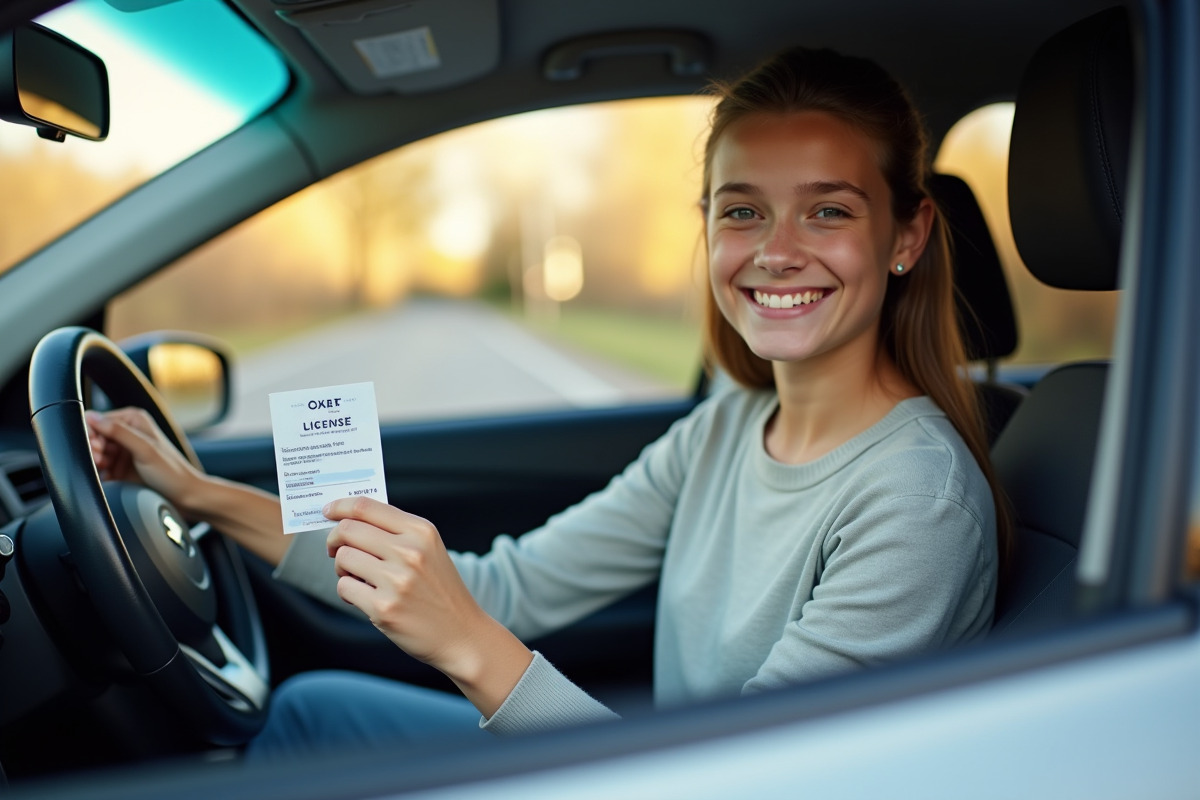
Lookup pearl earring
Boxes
[894,263,905,274]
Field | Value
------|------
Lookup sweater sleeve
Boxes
[744,490,996,693]
[479,651,620,735]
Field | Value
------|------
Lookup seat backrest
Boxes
[991,364,1107,633]
[989,7,1132,635]
[930,172,1025,444]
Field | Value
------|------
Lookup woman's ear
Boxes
[892,197,935,268]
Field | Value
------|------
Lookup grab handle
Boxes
[543,30,710,81]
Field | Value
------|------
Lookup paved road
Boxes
[208,297,677,437]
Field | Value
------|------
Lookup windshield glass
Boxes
[0,0,288,276]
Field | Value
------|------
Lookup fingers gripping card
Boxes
[269,382,388,533]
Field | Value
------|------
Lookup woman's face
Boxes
[706,111,925,371]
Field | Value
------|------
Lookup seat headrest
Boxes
[931,173,1018,362]
[1007,7,1133,290]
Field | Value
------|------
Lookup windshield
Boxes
[0,0,288,276]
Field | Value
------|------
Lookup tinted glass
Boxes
[0,0,288,275]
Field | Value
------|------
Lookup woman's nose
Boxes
[753,219,807,275]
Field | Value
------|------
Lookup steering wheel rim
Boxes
[28,326,269,745]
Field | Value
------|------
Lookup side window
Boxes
[934,103,1119,366]
[107,98,712,436]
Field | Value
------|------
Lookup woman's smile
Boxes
[747,287,831,312]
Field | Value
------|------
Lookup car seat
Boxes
[989,6,1132,635]
[931,172,1025,444]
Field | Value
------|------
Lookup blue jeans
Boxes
[245,671,488,762]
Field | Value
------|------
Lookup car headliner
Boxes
[8,0,1115,171]
[243,0,1114,175]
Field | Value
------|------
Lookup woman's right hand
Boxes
[85,407,205,511]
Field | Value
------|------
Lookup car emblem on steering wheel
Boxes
[161,510,192,556]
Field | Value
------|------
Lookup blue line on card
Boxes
[314,469,378,485]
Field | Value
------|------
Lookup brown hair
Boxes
[701,47,1012,572]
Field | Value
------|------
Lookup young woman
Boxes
[87,46,1008,757]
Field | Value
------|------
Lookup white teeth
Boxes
[752,290,825,308]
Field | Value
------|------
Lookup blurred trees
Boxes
[109,98,713,344]
[0,137,143,270]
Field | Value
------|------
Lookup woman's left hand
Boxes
[324,497,532,717]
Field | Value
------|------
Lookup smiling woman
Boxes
[0,0,286,274]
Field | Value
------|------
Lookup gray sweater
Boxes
[275,389,997,735]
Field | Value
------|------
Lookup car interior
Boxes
[990,7,1130,635]
[0,0,1195,795]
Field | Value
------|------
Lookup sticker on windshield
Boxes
[269,381,388,534]
[353,26,441,78]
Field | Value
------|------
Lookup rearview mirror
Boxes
[0,22,109,142]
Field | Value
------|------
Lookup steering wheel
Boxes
[27,327,269,745]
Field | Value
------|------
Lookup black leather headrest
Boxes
[932,173,1018,362]
[1008,7,1133,290]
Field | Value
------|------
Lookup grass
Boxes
[522,306,703,391]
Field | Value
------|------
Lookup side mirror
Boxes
[0,22,109,142]
[120,332,232,433]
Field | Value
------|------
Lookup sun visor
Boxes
[278,0,499,94]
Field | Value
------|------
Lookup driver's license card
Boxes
[269,381,388,534]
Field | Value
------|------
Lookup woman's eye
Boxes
[814,207,848,219]
[724,207,757,221]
